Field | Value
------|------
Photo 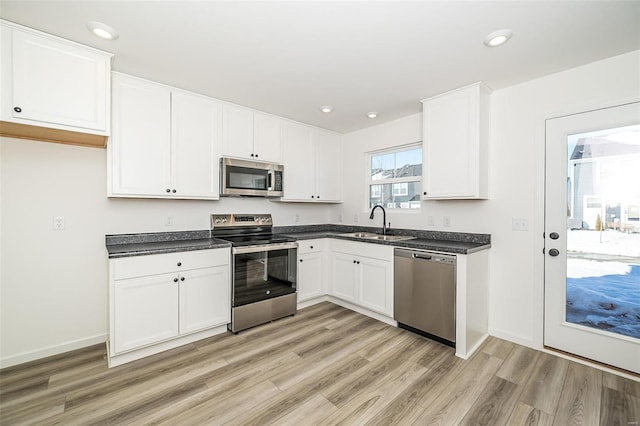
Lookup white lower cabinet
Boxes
[329,240,394,317]
[114,272,179,354]
[297,239,326,302]
[109,248,230,366]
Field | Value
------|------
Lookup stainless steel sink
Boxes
[341,232,416,242]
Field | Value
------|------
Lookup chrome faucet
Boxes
[369,204,387,235]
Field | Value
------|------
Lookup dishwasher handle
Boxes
[413,253,432,260]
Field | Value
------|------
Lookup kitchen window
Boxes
[367,144,422,210]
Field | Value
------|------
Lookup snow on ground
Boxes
[567,229,640,257]
[564,230,639,339]
[567,263,640,339]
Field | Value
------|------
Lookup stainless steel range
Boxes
[211,214,297,332]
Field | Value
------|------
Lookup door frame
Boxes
[533,96,640,371]
[531,96,640,352]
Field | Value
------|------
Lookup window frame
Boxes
[365,142,422,213]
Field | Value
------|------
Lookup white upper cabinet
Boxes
[253,112,283,163]
[221,105,283,163]
[171,91,220,199]
[421,82,490,199]
[0,21,112,147]
[109,73,220,199]
[315,130,342,202]
[282,121,316,201]
[221,104,254,160]
[282,122,342,203]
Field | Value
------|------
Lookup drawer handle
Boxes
[173,278,178,283]
[180,277,185,281]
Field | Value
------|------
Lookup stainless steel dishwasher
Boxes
[394,248,456,347]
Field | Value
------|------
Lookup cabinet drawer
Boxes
[330,239,393,262]
[297,239,325,254]
[113,248,230,280]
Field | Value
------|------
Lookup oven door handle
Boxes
[232,241,298,254]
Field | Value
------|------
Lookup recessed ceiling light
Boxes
[320,106,333,113]
[86,21,119,40]
[367,112,378,119]
[483,29,512,47]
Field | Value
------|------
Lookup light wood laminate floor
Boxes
[1,302,638,425]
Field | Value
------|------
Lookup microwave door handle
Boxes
[267,170,274,191]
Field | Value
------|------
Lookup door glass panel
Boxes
[566,124,640,339]
[233,248,297,306]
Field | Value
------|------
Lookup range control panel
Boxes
[210,214,273,229]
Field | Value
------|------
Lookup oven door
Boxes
[231,243,297,307]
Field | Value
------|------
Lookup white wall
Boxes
[339,50,640,348]
[0,137,330,366]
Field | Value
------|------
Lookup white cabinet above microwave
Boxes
[221,105,284,164]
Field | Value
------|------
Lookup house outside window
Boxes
[367,144,422,210]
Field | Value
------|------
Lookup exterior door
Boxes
[544,102,640,373]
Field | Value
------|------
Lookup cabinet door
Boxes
[113,273,179,353]
[253,112,283,163]
[110,74,171,196]
[422,83,488,199]
[282,122,316,201]
[11,29,109,132]
[298,252,324,302]
[171,91,220,199]
[315,130,342,202]
[179,265,230,334]
[329,252,357,303]
[221,104,254,160]
[359,257,393,317]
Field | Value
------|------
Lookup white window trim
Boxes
[364,142,422,213]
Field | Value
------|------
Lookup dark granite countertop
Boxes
[106,231,231,259]
[274,225,490,255]
[106,225,490,258]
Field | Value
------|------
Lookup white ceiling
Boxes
[1,1,639,134]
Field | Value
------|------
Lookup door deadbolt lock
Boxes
[549,232,560,240]
[548,248,560,257]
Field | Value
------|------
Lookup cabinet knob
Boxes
[317,195,320,199]
[250,153,255,157]
[423,191,427,195]
[310,246,314,249]
[177,262,182,267]
[180,276,185,281]
[299,259,303,262]
[255,154,259,158]
[13,106,22,113]
[353,260,357,264]
[166,189,171,193]
[172,189,176,193]
[311,195,315,199]
[357,261,360,264]
[173,278,178,283]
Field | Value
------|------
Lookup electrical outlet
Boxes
[338,213,343,223]
[512,218,529,231]
[165,216,173,227]
[353,214,359,223]
[443,216,451,227]
[53,216,65,231]
[428,216,435,226]
[295,213,300,223]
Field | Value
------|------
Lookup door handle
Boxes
[548,248,560,256]
[549,232,560,240]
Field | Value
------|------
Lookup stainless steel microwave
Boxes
[220,157,284,197]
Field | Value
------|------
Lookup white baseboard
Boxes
[0,333,107,369]
[489,327,536,349]
[327,296,397,327]
[297,295,329,310]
